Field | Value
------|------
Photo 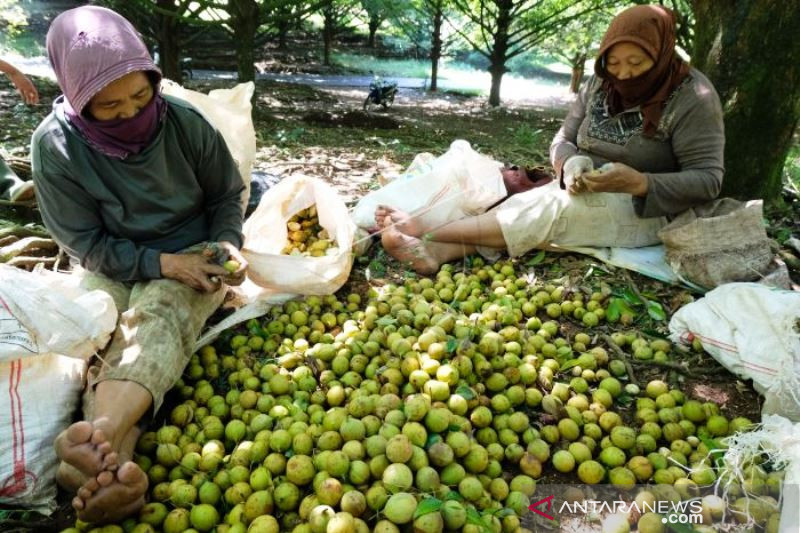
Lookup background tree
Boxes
[204,0,323,82]
[97,0,209,84]
[691,0,800,202]
[540,8,615,93]
[361,0,389,48]
[319,0,358,66]
[449,0,613,106]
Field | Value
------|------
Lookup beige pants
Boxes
[492,182,667,257]
[78,269,224,418]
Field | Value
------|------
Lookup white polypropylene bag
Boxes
[0,265,117,362]
[161,80,256,208]
[242,175,356,295]
[669,283,800,420]
[0,354,87,513]
[351,140,506,231]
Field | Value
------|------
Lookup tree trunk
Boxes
[569,53,586,94]
[487,0,512,107]
[488,65,505,107]
[156,0,181,83]
[322,6,336,67]
[429,4,443,92]
[277,19,290,50]
[367,17,379,48]
[323,22,333,66]
[691,0,800,202]
[231,0,260,82]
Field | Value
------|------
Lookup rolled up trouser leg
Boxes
[84,278,225,417]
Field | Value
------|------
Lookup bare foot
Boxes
[54,421,117,480]
[375,205,424,237]
[74,461,147,524]
[381,219,440,275]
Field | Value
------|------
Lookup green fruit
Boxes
[383,493,417,524]
[577,460,605,484]
[189,504,219,532]
[441,500,467,530]
[163,508,191,533]
[610,426,636,450]
[552,450,576,473]
[385,435,413,463]
[707,415,729,436]
[327,512,356,533]
[383,463,414,493]
[599,446,626,468]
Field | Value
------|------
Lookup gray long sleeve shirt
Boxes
[550,68,725,218]
[31,95,245,282]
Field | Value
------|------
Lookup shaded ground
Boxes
[0,72,782,532]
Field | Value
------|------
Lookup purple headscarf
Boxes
[46,6,167,159]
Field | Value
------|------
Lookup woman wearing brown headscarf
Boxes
[376,4,724,274]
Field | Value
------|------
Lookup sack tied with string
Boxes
[657,198,773,289]
[242,175,356,295]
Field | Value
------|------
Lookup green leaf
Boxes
[456,385,475,400]
[606,298,622,323]
[665,515,695,533]
[497,508,516,518]
[559,358,581,372]
[646,300,667,321]
[526,250,546,266]
[465,508,492,533]
[446,339,458,354]
[445,491,463,501]
[622,287,643,305]
[616,392,634,407]
[700,436,726,468]
[414,498,443,518]
[376,316,398,327]
[448,423,462,432]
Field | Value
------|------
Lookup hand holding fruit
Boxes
[219,240,248,286]
[576,162,649,197]
[160,252,228,292]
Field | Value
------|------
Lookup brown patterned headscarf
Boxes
[595,4,690,136]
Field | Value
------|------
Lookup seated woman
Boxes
[378,4,724,274]
[31,6,248,523]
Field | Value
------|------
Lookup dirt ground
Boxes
[0,74,776,532]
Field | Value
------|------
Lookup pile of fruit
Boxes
[65,259,784,533]
[282,206,337,257]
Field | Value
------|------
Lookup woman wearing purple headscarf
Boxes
[31,6,247,522]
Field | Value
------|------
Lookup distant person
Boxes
[31,6,247,523]
[0,59,38,200]
[376,4,724,273]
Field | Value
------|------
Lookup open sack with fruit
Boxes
[241,174,356,296]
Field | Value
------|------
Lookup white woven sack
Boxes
[242,175,356,295]
[351,140,506,231]
[669,283,800,420]
[0,354,87,513]
[161,80,256,209]
[0,265,117,363]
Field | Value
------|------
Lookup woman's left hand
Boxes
[219,241,249,286]
[580,163,649,197]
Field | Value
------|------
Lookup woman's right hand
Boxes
[159,253,228,292]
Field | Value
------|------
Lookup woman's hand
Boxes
[575,163,649,196]
[9,71,39,105]
[160,252,228,292]
[219,241,248,286]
